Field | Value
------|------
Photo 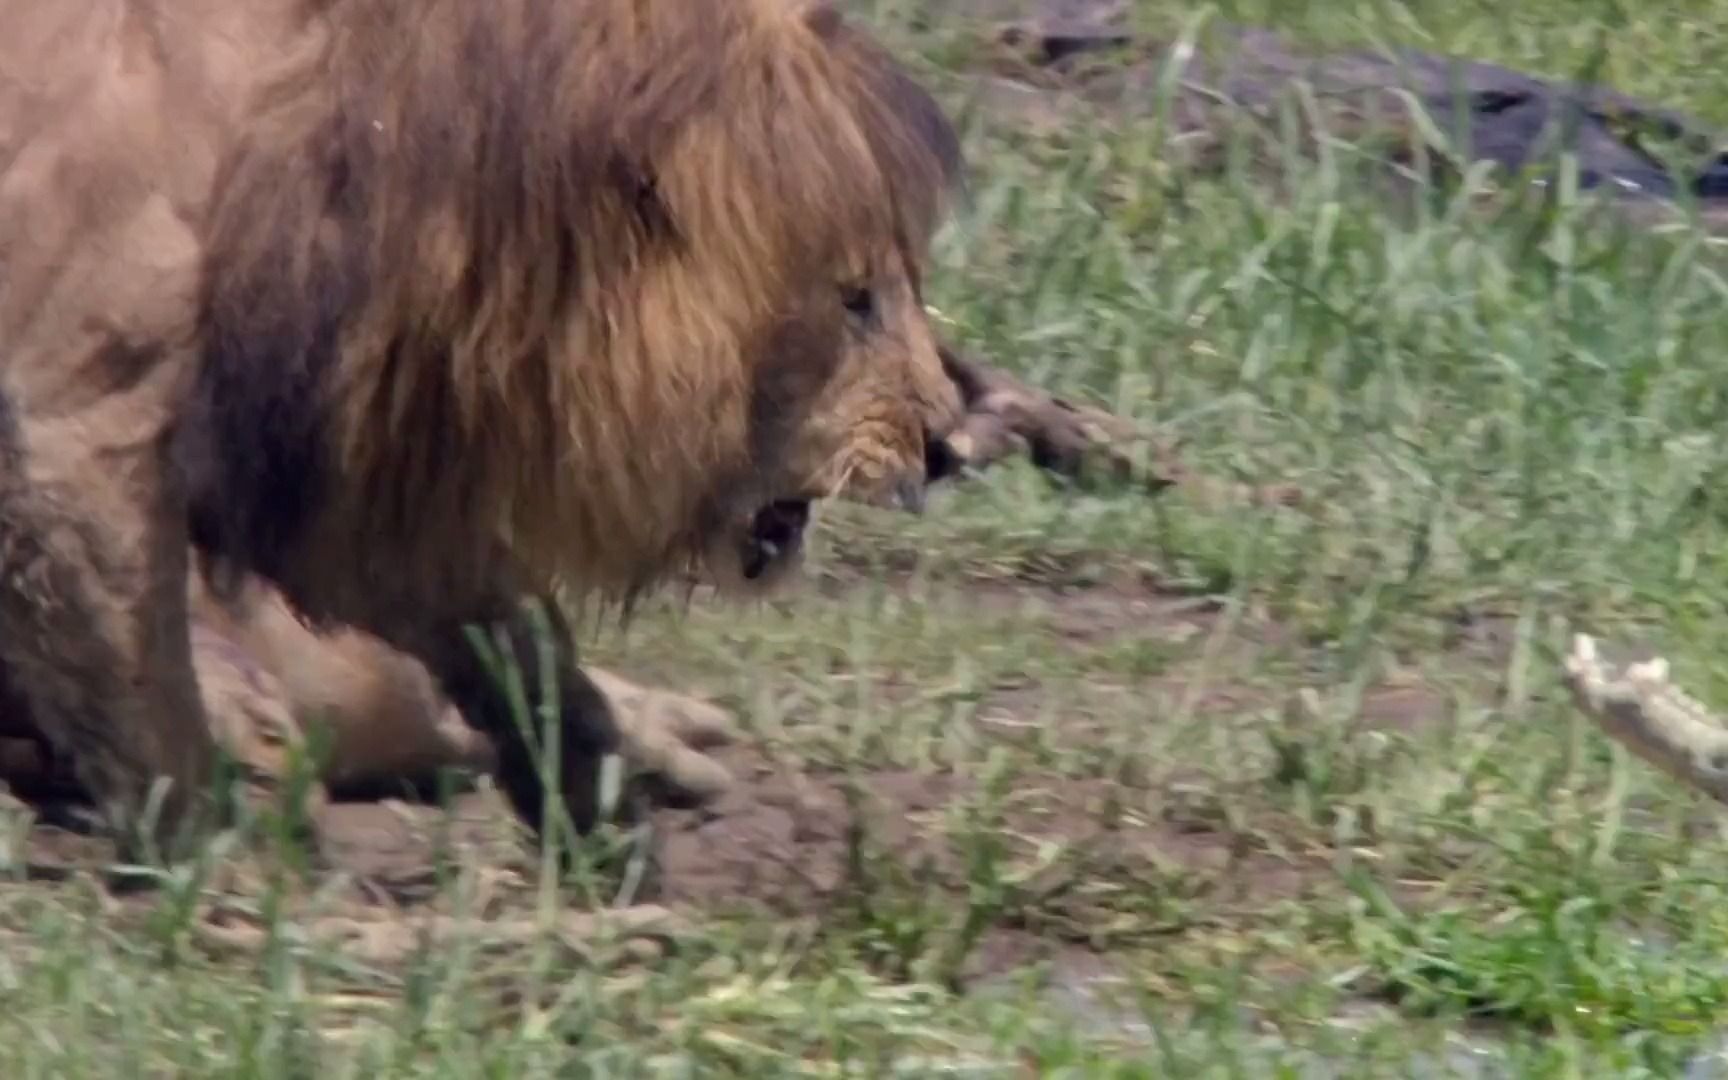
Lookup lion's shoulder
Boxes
[0,1,298,410]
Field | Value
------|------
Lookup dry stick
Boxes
[1562,633,1728,806]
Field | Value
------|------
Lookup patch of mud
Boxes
[311,792,530,900]
[642,744,1322,927]
[0,564,1468,938]
[0,745,1319,951]
[643,751,959,911]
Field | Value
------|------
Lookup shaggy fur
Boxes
[180,0,963,617]
[0,0,962,857]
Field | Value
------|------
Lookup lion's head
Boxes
[673,12,968,593]
[185,0,965,616]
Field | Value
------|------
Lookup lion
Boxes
[0,0,964,862]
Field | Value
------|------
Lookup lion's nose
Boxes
[924,427,962,485]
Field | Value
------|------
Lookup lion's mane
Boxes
[178,0,962,624]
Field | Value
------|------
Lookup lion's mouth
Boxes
[740,498,812,581]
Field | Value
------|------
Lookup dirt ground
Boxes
[0,570,1476,994]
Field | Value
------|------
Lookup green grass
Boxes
[21,0,1728,1075]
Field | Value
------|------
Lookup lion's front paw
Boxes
[586,667,739,808]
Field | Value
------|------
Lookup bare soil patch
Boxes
[0,570,1481,990]
[0,744,1321,927]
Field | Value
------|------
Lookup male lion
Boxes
[0,0,963,860]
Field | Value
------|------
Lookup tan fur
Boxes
[0,0,962,855]
[0,579,335,816]
[186,570,495,796]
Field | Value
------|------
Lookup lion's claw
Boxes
[588,667,739,807]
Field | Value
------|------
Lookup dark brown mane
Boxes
[177,0,963,624]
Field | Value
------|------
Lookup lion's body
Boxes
[0,0,961,856]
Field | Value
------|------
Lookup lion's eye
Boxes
[840,285,875,322]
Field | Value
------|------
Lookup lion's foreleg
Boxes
[0,407,221,857]
[410,597,621,842]
[583,667,737,806]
